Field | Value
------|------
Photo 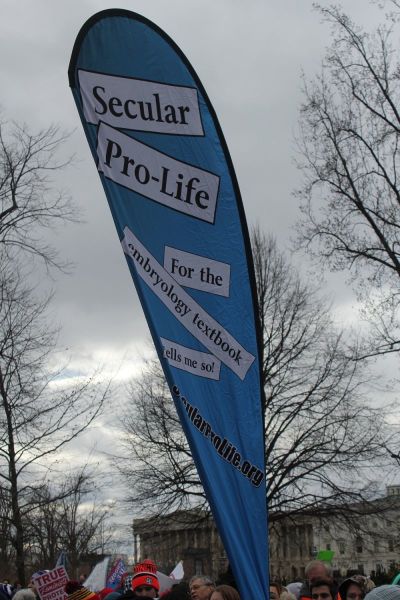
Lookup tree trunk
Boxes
[0,367,26,585]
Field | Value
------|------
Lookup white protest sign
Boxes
[32,566,69,600]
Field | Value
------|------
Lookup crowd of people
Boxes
[66,559,400,600]
[268,561,400,600]
[1,559,400,600]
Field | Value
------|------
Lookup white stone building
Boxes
[269,485,400,581]
[132,486,400,583]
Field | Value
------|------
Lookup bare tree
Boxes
[0,260,109,584]
[0,121,76,270]
[25,470,113,577]
[295,3,400,358]
[0,114,113,583]
[0,485,14,580]
[24,483,61,572]
[253,230,392,519]
[119,358,204,517]
[57,470,114,577]
[117,229,399,525]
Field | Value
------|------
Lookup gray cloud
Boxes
[0,0,388,550]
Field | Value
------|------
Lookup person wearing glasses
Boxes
[189,577,215,600]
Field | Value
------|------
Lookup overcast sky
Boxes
[1,0,385,379]
[0,0,392,553]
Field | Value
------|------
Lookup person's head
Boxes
[13,590,36,600]
[64,579,100,600]
[133,585,157,599]
[305,562,332,584]
[347,585,364,600]
[210,585,240,600]
[64,581,100,600]
[365,586,400,600]
[365,587,400,600]
[132,560,159,599]
[286,584,302,600]
[270,583,283,600]
[339,577,368,600]
[310,580,334,600]
[189,577,215,600]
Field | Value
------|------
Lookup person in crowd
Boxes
[113,573,139,600]
[299,562,333,600]
[210,585,240,600]
[114,585,135,600]
[365,587,400,600]
[122,577,132,591]
[121,575,134,596]
[339,576,370,600]
[159,582,190,600]
[287,584,302,600]
[13,591,36,600]
[365,581,376,595]
[65,580,100,600]
[30,572,49,599]
[103,592,123,600]
[131,560,160,599]
[281,588,298,600]
[189,576,215,600]
[310,580,335,600]
[0,584,15,600]
[271,584,284,600]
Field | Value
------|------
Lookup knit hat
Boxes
[365,586,400,600]
[65,581,100,600]
[287,583,302,600]
[131,561,159,593]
